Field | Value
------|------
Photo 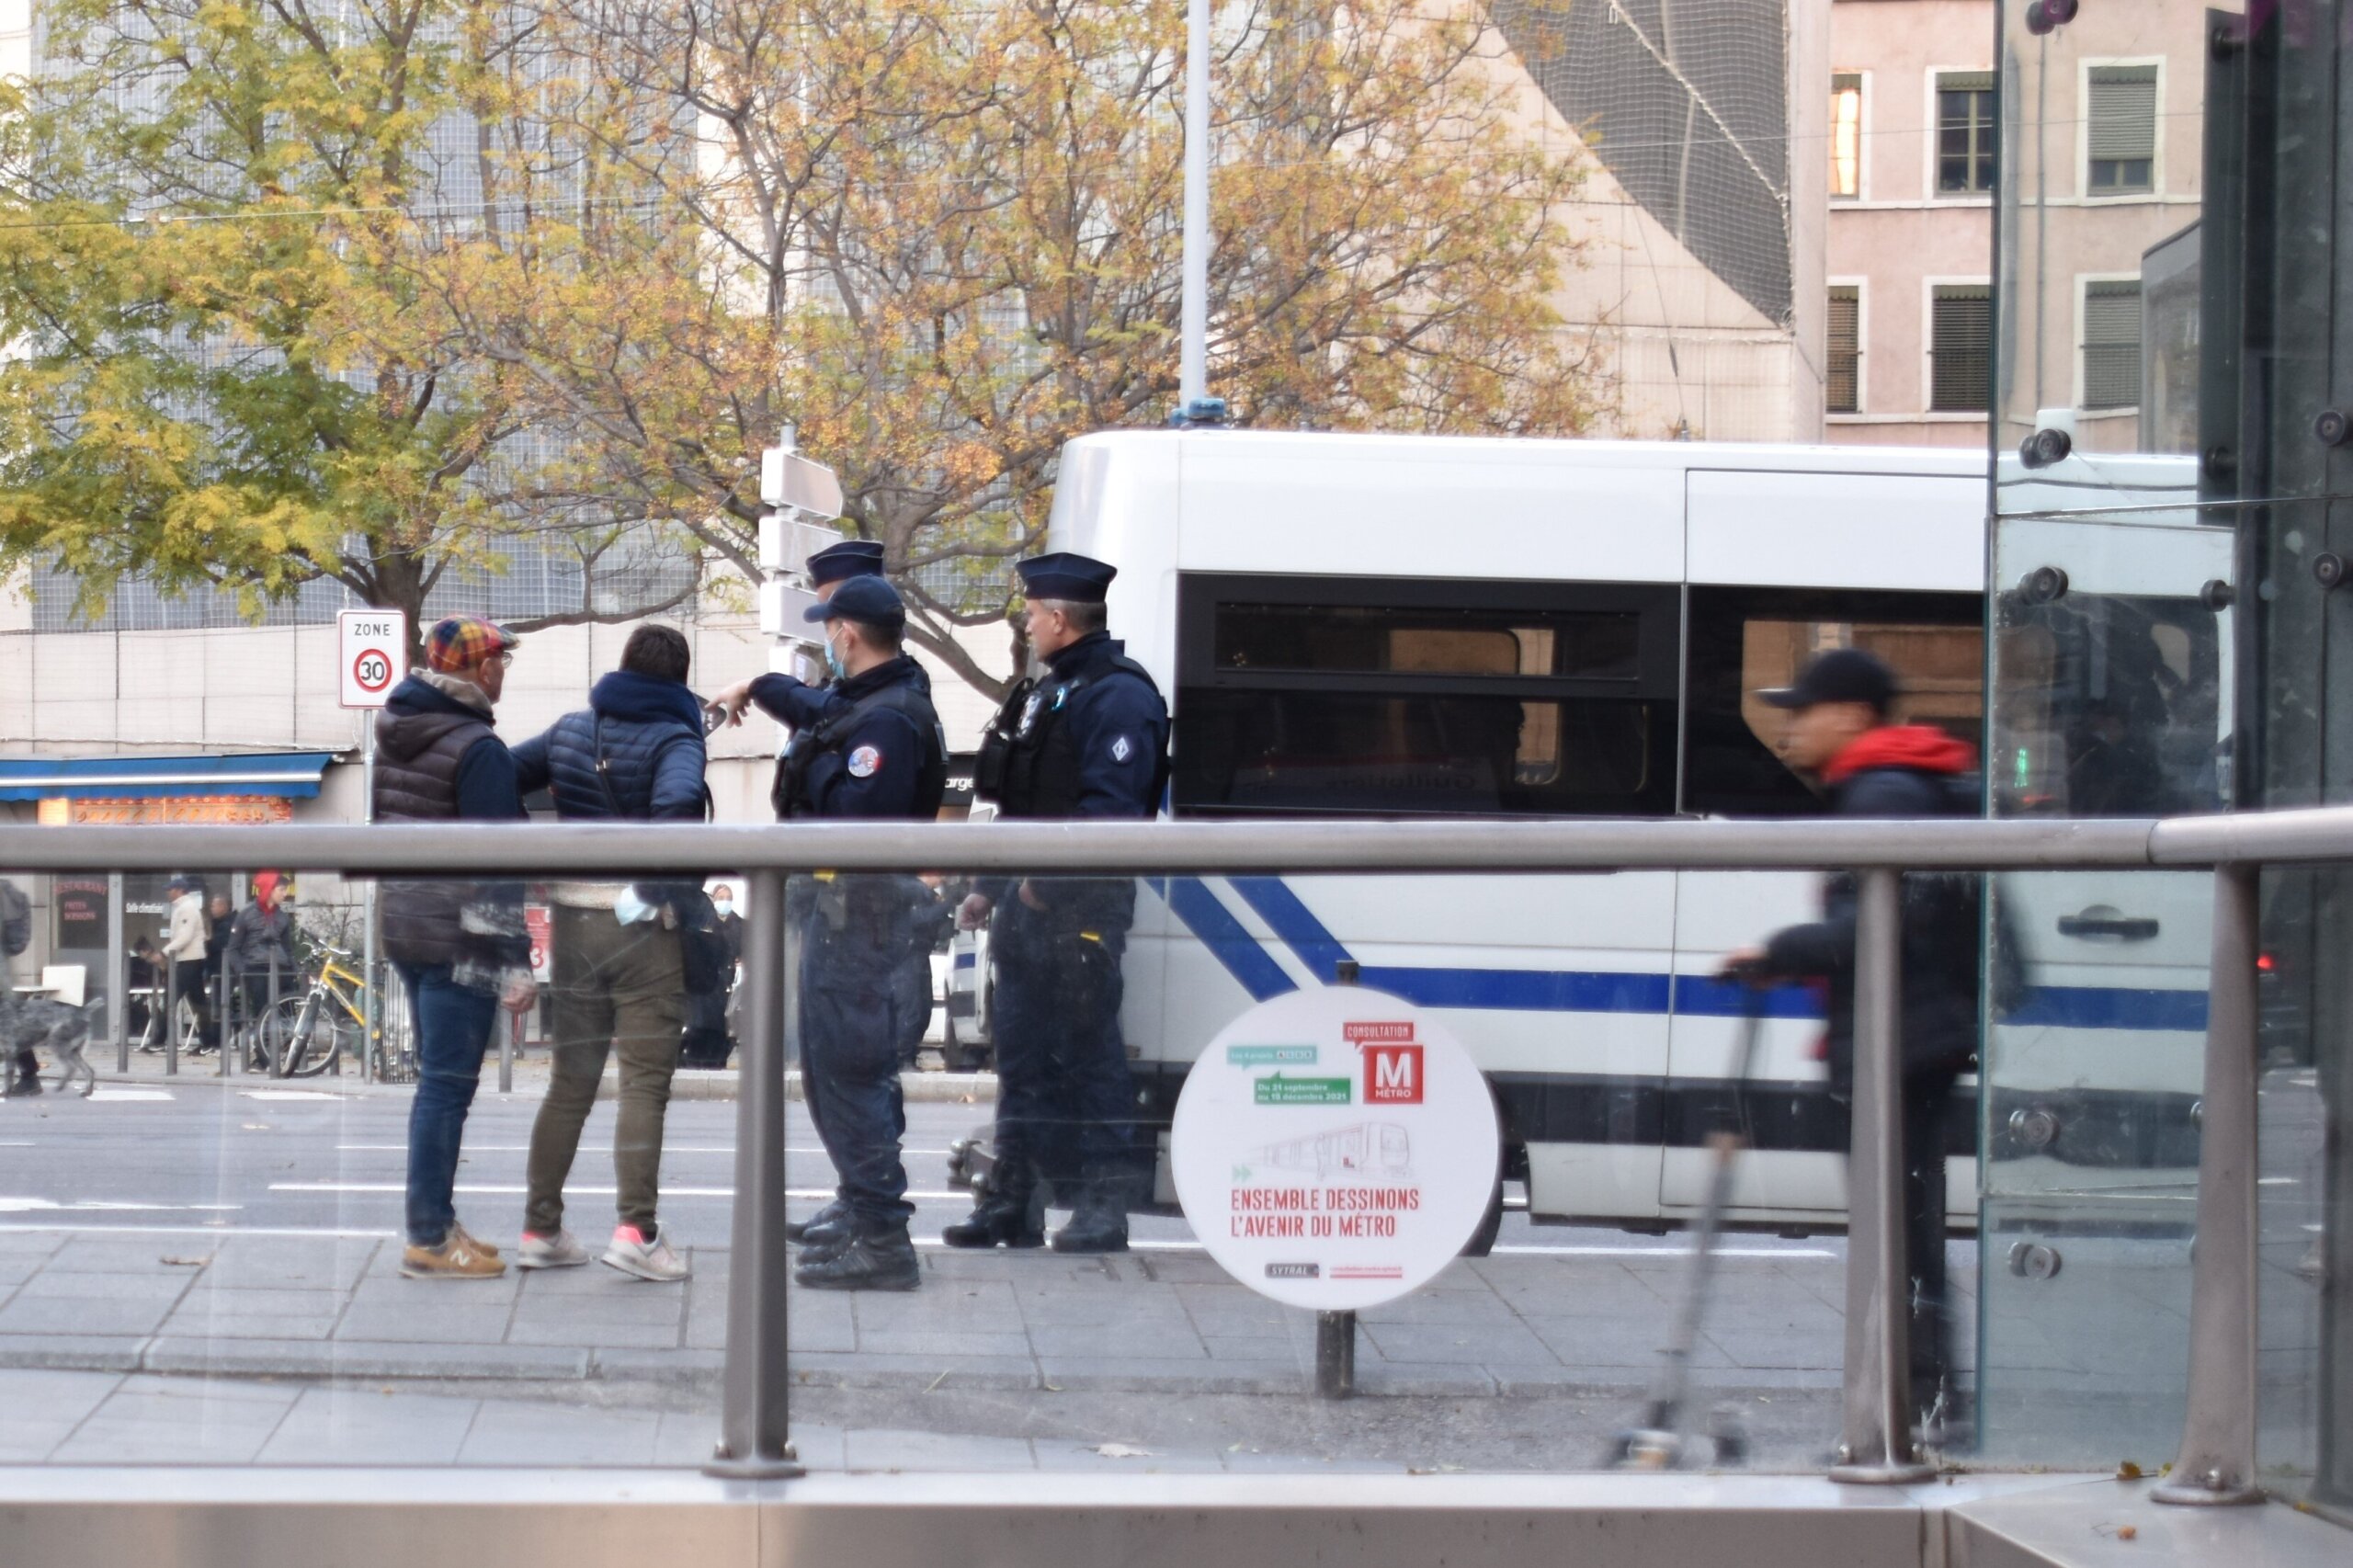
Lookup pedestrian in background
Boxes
[510,624,709,1282]
[375,615,536,1280]
[202,892,233,1050]
[1719,647,1988,1436]
[1,878,34,1096]
[223,871,299,1065]
[950,553,1168,1255]
[160,875,212,1056]
[716,574,948,1290]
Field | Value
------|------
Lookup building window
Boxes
[1929,285,1992,413]
[1827,286,1861,413]
[1936,72,1995,194]
[2082,278,2143,410]
[2087,64,2157,194]
[1830,73,1863,199]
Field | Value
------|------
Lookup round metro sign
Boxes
[1169,986,1501,1312]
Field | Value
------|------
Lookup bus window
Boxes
[1682,585,1985,818]
[1174,574,1678,819]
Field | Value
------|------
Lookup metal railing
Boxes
[3,804,2336,1500]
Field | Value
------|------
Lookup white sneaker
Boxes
[516,1229,591,1270]
[602,1224,688,1282]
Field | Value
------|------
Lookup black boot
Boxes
[793,1220,921,1291]
[941,1186,1044,1250]
[786,1198,847,1245]
[1051,1182,1130,1255]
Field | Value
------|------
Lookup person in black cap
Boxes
[716,573,948,1290]
[807,538,887,592]
[1721,645,1985,1440]
[949,551,1169,1254]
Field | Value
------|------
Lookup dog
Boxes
[1,994,107,1099]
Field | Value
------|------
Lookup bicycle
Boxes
[254,945,379,1079]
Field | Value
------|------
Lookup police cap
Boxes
[809,539,886,586]
[804,573,906,631]
[1016,551,1117,604]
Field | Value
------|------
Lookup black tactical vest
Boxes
[973,653,1166,819]
[773,676,949,821]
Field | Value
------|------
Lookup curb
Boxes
[74,1068,998,1105]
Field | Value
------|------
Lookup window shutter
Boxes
[2082,279,2143,409]
[1938,71,1994,95]
[1930,286,1992,414]
[2088,66,2158,160]
[1827,287,1860,414]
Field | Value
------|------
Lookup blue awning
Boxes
[0,752,337,801]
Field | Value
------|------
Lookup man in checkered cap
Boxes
[374,615,538,1279]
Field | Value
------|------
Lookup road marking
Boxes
[85,1088,174,1102]
[268,1182,968,1199]
[0,1221,383,1239]
[1491,1244,1838,1259]
[330,1143,957,1156]
[243,1090,347,1102]
[0,1199,244,1213]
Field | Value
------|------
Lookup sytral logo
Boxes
[1265,1262,1320,1279]
[1363,1041,1425,1105]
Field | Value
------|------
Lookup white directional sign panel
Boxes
[337,608,409,710]
[1170,987,1500,1311]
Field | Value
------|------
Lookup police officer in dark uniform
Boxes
[722,574,948,1290]
[711,537,936,1253]
[950,552,1168,1254]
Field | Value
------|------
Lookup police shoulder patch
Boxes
[847,744,882,778]
[1110,734,1133,763]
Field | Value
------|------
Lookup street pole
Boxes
[107,872,125,1073]
[1179,0,1210,409]
[360,718,379,1081]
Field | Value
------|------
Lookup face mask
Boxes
[824,632,847,681]
[713,898,732,915]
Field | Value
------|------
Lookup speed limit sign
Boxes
[338,609,409,710]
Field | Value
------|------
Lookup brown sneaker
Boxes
[401,1233,507,1278]
[450,1221,501,1258]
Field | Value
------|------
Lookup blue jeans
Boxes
[399,961,500,1247]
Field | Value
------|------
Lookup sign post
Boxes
[1169,982,1502,1396]
[339,609,407,1080]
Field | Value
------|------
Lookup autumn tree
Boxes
[491,0,1600,695]
[0,0,705,656]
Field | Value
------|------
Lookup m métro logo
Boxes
[1364,1042,1424,1105]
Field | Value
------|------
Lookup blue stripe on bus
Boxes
[1164,877,1296,1002]
[1152,878,2208,1031]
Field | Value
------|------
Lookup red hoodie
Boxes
[1821,724,1977,786]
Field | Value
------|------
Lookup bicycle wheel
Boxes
[287,1012,352,1079]
[261,994,327,1077]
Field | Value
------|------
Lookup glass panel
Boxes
[0,861,736,1467]
[1212,603,1641,680]
[1173,692,1672,817]
[1831,74,1862,199]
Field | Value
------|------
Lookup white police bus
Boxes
[950,431,2224,1239]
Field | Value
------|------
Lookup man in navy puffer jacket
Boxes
[509,625,710,1282]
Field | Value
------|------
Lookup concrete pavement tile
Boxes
[843,1426,1035,1471]
[854,1328,1033,1358]
[1009,1284,1193,1328]
[46,1237,206,1273]
[256,1387,483,1465]
[785,1351,1039,1391]
[0,1233,66,1258]
[199,1248,376,1293]
[0,1368,123,1459]
[164,1287,346,1321]
[1035,1356,1300,1395]
[142,1335,589,1381]
[1358,1289,1526,1329]
[1487,1365,1650,1397]
[51,1380,301,1463]
[779,1422,847,1471]
[651,1407,726,1468]
[162,1314,342,1342]
[1218,1449,1412,1473]
[509,1288,685,1326]
[0,1294,174,1336]
[334,1304,516,1344]
[1522,1314,1733,1369]
[0,1255,47,1288]
[11,1269,195,1302]
[848,1280,1020,1335]
[782,1312,856,1355]
[1358,1320,1558,1367]
[458,1402,662,1466]
[347,1275,522,1309]
[1698,1325,1841,1371]
[1173,1284,1290,1338]
[1027,1321,1207,1359]
[506,1317,684,1350]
